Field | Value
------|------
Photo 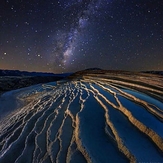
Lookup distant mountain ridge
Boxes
[142,71,163,75]
[1,69,162,77]
[0,69,71,77]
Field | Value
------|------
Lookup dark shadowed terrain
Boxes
[0,70,71,95]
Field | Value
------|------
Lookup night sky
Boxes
[0,0,163,73]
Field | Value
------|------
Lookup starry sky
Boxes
[0,0,163,73]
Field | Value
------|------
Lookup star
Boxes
[0,0,162,72]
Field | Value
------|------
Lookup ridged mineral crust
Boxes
[0,71,163,163]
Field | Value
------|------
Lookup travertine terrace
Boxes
[0,70,163,163]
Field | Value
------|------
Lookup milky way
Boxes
[48,0,105,69]
[0,0,163,72]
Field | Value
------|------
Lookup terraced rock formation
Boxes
[0,71,163,163]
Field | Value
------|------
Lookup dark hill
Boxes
[0,70,71,95]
